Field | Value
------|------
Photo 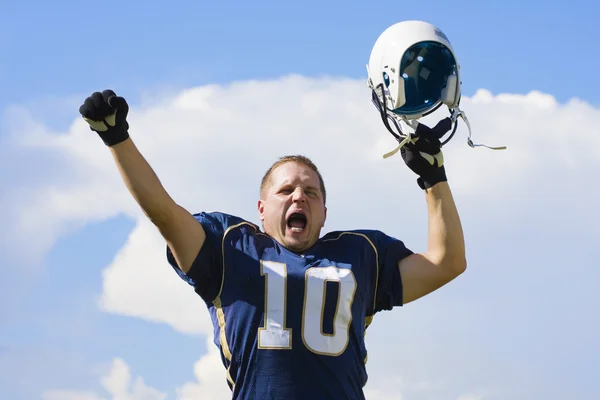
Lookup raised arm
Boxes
[79,90,205,274]
[395,121,467,304]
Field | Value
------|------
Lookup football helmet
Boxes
[367,20,505,158]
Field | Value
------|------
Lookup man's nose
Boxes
[292,188,306,202]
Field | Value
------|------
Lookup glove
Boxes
[400,118,450,190]
[79,89,130,147]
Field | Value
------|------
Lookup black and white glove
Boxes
[401,118,451,190]
[79,89,130,147]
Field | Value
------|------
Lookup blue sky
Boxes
[1,1,599,399]
[2,0,599,114]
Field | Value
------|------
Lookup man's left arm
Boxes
[398,181,467,305]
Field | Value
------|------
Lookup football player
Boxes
[78,88,466,399]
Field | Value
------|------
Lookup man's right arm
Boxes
[79,89,204,275]
[109,138,205,274]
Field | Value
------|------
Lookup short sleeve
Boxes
[369,230,414,313]
[165,211,234,303]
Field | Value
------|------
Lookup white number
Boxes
[302,266,357,355]
[258,261,292,349]
[258,261,357,356]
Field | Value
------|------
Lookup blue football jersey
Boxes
[167,212,413,400]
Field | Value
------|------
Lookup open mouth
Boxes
[287,212,307,232]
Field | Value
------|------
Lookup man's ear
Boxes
[257,199,265,222]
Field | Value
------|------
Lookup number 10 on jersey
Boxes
[258,260,357,356]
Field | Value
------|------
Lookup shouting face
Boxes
[258,161,327,253]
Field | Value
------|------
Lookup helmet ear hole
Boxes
[441,74,460,107]
[392,76,406,109]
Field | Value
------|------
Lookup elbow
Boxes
[453,256,467,276]
[426,251,467,280]
[446,248,467,277]
[438,253,467,278]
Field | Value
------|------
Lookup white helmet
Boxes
[367,20,505,158]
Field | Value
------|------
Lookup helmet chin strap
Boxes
[449,108,507,150]
[382,132,412,159]
[370,84,507,159]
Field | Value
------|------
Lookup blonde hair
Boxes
[260,155,327,204]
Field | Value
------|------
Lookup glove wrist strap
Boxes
[98,128,129,147]
[417,168,447,190]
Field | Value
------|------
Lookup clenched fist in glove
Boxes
[79,90,130,147]
[401,118,451,190]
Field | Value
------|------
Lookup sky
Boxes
[1,0,599,399]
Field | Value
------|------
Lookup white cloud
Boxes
[98,217,213,336]
[42,392,105,400]
[173,336,236,400]
[7,75,600,399]
[457,395,486,400]
[42,358,167,400]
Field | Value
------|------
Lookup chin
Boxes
[284,236,315,253]
[284,242,306,253]
[280,235,301,248]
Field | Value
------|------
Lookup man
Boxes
[79,89,466,400]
